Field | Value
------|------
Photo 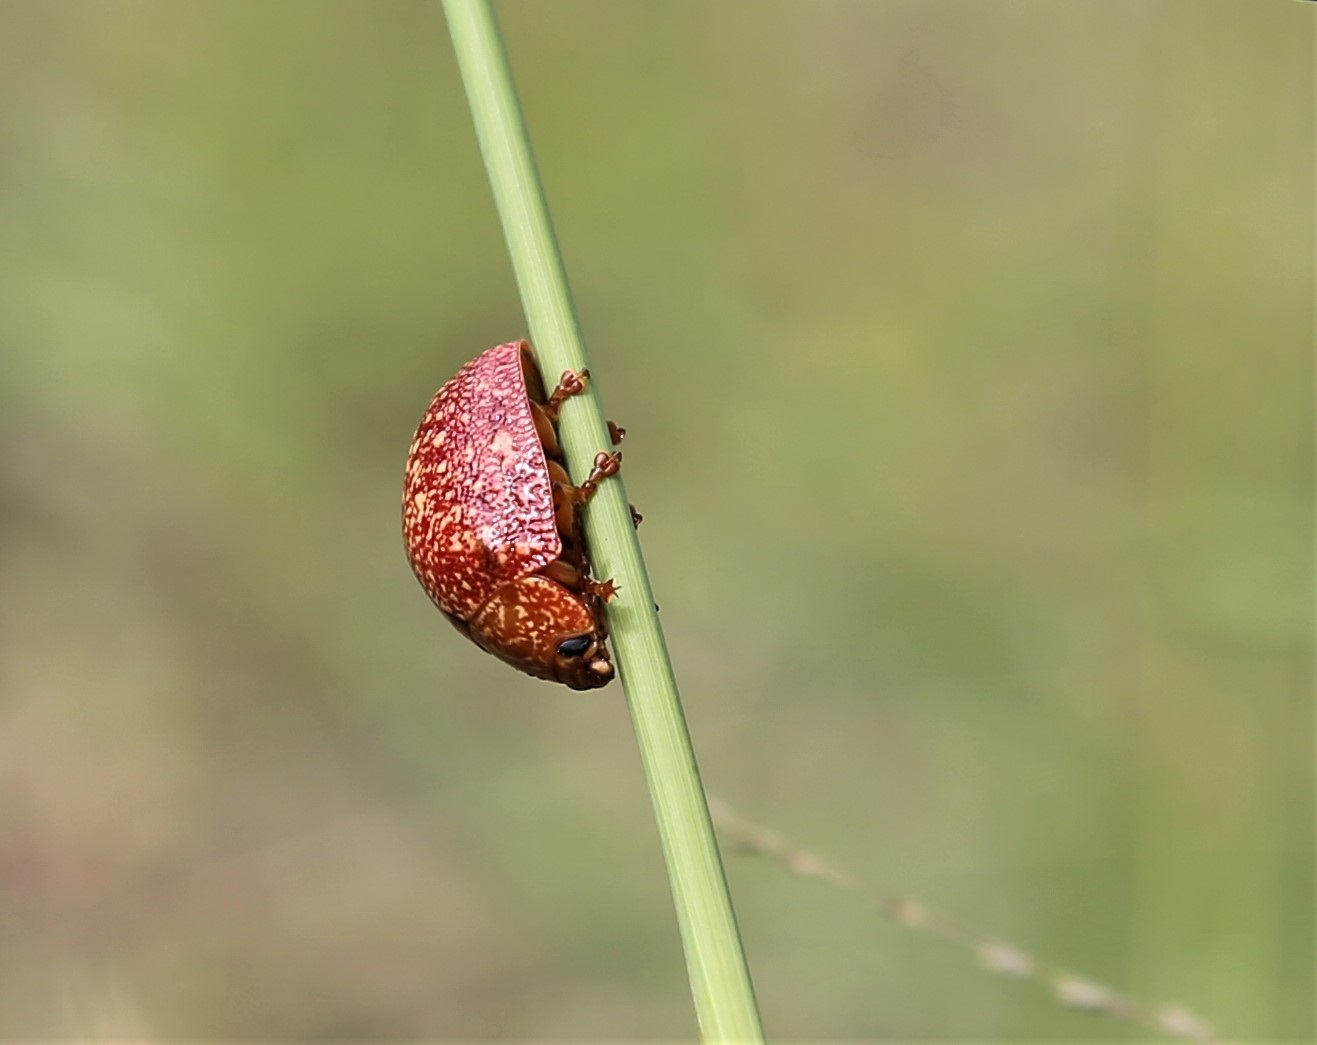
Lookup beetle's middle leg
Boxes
[531,401,562,457]
[535,396,625,457]
[547,453,621,534]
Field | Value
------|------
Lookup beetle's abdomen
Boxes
[403,341,561,620]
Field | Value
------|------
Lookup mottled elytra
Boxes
[402,340,623,690]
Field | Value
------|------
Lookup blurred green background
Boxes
[0,0,1309,1039]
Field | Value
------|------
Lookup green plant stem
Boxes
[441,2,763,1042]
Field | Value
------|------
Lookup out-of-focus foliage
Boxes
[0,0,1308,1039]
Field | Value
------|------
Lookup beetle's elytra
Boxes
[402,340,623,690]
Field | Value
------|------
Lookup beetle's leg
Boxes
[550,450,621,512]
[605,425,636,523]
[551,488,577,536]
[540,406,624,463]
[549,450,623,537]
[546,460,579,535]
[541,559,620,602]
[546,460,572,487]
[530,401,562,457]
[541,363,623,449]
[541,557,581,587]
[544,368,589,421]
[576,451,622,501]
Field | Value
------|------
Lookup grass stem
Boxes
[441,3,763,1040]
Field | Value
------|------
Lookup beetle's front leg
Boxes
[541,558,619,601]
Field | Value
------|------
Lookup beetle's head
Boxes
[468,575,614,690]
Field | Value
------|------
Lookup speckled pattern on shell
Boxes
[402,341,561,620]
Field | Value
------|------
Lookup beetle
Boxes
[402,340,623,689]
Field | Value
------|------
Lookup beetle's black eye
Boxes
[557,635,592,657]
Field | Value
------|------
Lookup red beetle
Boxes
[403,340,622,689]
